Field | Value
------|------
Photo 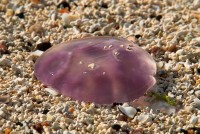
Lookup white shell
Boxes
[193,98,200,107]
[137,114,152,124]
[190,115,198,124]
[118,105,137,118]
[31,50,44,57]
[44,87,59,96]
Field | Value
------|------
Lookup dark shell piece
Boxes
[0,43,9,54]
[34,36,156,104]
[36,42,52,51]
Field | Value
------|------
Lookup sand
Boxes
[0,0,200,133]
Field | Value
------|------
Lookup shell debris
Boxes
[0,0,199,133]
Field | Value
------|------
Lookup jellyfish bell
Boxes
[34,36,156,104]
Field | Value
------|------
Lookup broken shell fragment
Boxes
[34,36,156,104]
[118,105,137,118]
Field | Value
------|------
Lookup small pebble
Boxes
[11,65,21,75]
[6,9,14,16]
[190,115,198,124]
[193,98,200,107]
[156,15,162,21]
[0,4,6,12]
[29,23,44,34]
[193,0,200,8]
[15,6,24,14]
[1,0,8,5]
[118,105,137,118]
[184,105,194,112]
[44,88,59,96]
[16,122,23,126]
[63,130,71,134]
[137,114,152,124]
[111,124,121,131]
[135,34,142,39]
[196,68,200,75]
[0,96,9,103]
[63,130,77,134]
[0,43,8,54]
[195,90,200,96]
[190,37,200,46]
[0,57,12,67]
[31,50,44,57]
[16,12,25,19]
[33,123,44,134]
[0,110,6,118]
[132,128,144,134]
[47,112,55,121]
[166,45,178,52]
[57,1,71,11]
[52,122,60,130]
[42,109,49,114]
[4,128,12,134]
[18,86,28,93]
[179,128,188,134]
[36,42,52,51]
[50,12,57,21]
[62,13,70,25]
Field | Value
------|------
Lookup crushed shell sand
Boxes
[0,0,200,133]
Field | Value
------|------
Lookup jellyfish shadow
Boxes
[130,66,183,115]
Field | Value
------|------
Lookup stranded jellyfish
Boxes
[34,36,156,104]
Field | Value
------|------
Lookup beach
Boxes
[0,0,200,133]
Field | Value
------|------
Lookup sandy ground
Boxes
[0,0,200,134]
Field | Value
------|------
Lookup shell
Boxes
[118,105,137,118]
[34,36,156,104]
